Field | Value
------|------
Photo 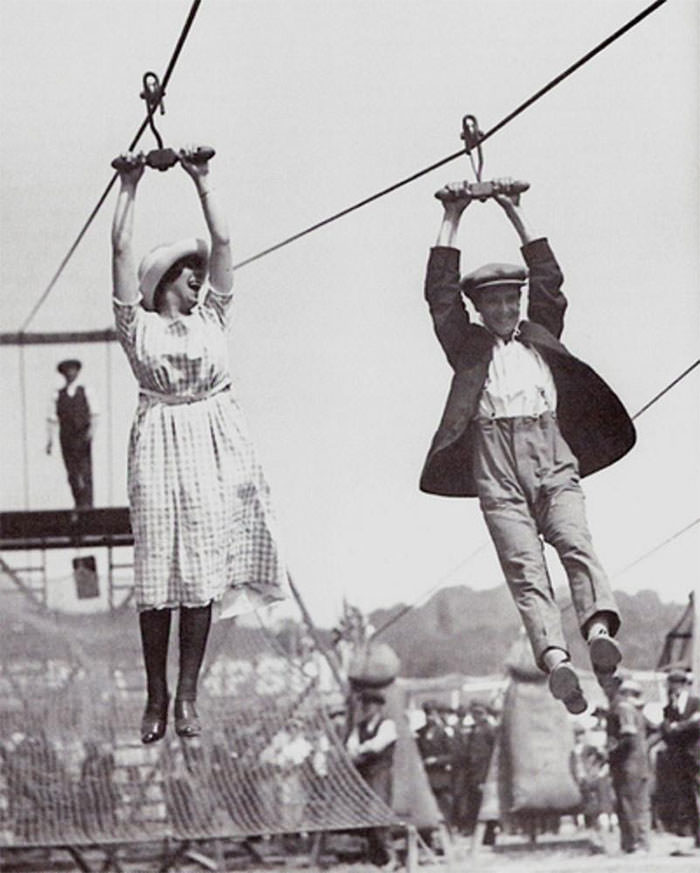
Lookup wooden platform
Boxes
[0,507,133,551]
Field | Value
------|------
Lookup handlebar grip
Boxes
[111,154,144,172]
[186,146,216,164]
[434,179,530,202]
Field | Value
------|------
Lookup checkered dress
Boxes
[113,288,287,613]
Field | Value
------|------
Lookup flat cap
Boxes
[666,668,691,684]
[619,679,643,696]
[57,359,82,375]
[460,262,527,301]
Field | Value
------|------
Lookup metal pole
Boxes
[19,343,30,508]
[693,590,699,694]
[287,572,347,693]
[105,340,114,506]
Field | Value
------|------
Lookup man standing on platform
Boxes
[46,358,98,508]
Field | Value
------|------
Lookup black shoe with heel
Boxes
[174,699,201,738]
[141,695,170,744]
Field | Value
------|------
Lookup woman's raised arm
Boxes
[111,155,145,303]
[180,149,232,295]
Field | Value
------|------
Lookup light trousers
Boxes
[473,412,619,668]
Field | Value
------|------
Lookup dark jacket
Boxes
[607,698,650,779]
[662,694,700,773]
[354,716,395,803]
[57,385,91,444]
[416,721,452,790]
[420,239,636,497]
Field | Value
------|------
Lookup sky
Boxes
[0,0,698,629]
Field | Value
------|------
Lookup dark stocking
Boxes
[176,603,212,702]
[139,608,172,707]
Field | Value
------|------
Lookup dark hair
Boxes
[153,255,206,312]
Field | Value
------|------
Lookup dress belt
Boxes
[139,382,232,406]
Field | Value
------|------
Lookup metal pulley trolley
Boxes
[111,71,215,173]
[435,113,529,203]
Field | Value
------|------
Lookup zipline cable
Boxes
[19,0,204,333]
[372,357,699,639]
[560,515,699,614]
[612,517,700,580]
[232,0,668,270]
[370,542,490,640]
[631,359,700,420]
[19,0,668,329]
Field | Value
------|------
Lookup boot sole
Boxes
[589,635,622,672]
[548,662,588,714]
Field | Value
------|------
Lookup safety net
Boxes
[0,587,398,850]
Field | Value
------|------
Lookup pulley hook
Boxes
[140,71,178,171]
[461,114,484,182]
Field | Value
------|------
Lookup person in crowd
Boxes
[420,179,635,714]
[660,669,700,853]
[570,724,608,838]
[346,688,397,868]
[46,358,98,508]
[449,704,473,832]
[588,706,616,833]
[606,678,651,854]
[260,717,313,833]
[79,740,117,835]
[110,149,287,743]
[327,704,349,742]
[463,699,496,838]
[416,700,453,824]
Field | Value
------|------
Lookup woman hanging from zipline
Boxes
[111,148,287,743]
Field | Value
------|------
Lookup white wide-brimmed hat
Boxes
[138,237,209,310]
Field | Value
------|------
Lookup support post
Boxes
[287,572,347,692]
[470,821,486,859]
[309,831,325,869]
[0,555,47,610]
[63,846,93,873]
[693,591,699,695]
[405,825,418,873]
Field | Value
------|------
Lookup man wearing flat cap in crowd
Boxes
[46,358,98,508]
[606,677,651,854]
[346,688,397,867]
[421,177,636,715]
[661,669,700,850]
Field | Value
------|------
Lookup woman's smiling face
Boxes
[169,257,207,312]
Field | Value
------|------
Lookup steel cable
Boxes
[19,0,203,332]
[20,0,667,324]
[232,0,668,270]
[373,356,699,638]
[632,358,700,420]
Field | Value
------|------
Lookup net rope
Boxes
[0,591,397,850]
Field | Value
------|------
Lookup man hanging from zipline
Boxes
[420,177,636,713]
